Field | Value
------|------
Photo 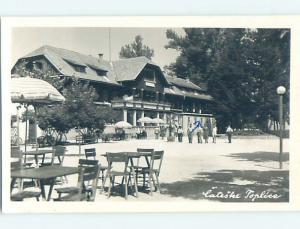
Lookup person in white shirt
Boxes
[154,126,160,139]
[212,126,217,143]
[226,125,233,143]
[196,126,203,143]
[177,126,183,142]
[187,124,194,143]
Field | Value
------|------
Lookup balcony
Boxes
[111,99,171,111]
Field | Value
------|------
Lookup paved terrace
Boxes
[18,136,289,202]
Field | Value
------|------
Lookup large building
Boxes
[12,45,214,135]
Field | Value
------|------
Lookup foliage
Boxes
[119,35,154,59]
[21,109,35,122]
[165,28,290,132]
[37,80,122,140]
[13,59,122,141]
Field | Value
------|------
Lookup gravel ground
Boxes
[18,136,289,202]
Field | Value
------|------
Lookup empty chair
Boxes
[40,145,66,167]
[11,146,32,168]
[55,159,100,201]
[134,148,154,187]
[104,152,138,200]
[138,150,164,195]
[10,146,41,201]
[84,148,96,160]
[84,148,108,192]
[11,191,41,201]
[40,145,67,184]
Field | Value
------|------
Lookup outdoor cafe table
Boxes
[102,151,152,167]
[22,149,54,165]
[101,151,152,196]
[11,166,79,201]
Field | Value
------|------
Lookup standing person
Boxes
[187,124,193,143]
[196,125,203,143]
[154,126,160,139]
[203,125,209,143]
[226,125,233,143]
[177,126,183,142]
[160,126,166,140]
[212,126,217,143]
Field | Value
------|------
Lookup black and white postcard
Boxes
[1,16,300,213]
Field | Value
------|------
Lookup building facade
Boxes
[12,45,215,135]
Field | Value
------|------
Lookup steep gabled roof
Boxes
[112,56,161,82]
[164,85,213,101]
[22,45,119,85]
[18,45,213,101]
[165,75,204,91]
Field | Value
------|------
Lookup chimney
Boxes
[98,53,104,60]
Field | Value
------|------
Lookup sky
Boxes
[11,27,185,68]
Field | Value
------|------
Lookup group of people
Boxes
[177,123,234,144]
[186,124,217,144]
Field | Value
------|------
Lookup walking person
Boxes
[154,126,160,139]
[203,125,209,143]
[226,125,233,143]
[187,124,193,143]
[196,125,203,143]
[160,126,166,140]
[177,126,183,142]
[212,125,217,143]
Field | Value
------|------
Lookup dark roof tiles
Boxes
[20,45,212,101]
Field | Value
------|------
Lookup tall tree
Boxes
[37,80,122,142]
[165,28,290,131]
[119,35,154,59]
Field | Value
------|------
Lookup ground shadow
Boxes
[226,151,289,163]
[160,170,289,202]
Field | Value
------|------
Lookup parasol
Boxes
[114,121,133,129]
[11,76,65,104]
[152,118,165,124]
[11,76,65,154]
[137,117,154,124]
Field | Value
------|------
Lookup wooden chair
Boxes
[40,145,67,184]
[10,146,41,201]
[11,191,41,201]
[11,146,32,168]
[138,150,164,195]
[134,148,154,187]
[40,145,66,167]
[84,148,97,159]
[75,135,83,144]
[55,160,101,201]
[103,152,138,199]
[84,148,108,192]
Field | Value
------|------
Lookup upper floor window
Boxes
[88,64,107,76]
[33,61,43,71]
[143,69,156,82]
[63,58,86,73]
[25,62,34,71]
[95,69,107,76]
[73,65,86,73]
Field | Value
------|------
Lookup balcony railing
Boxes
[111,98,206,115]
[111,99,172,111]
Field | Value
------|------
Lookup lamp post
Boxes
[276,86,286,169]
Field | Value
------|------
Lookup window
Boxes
[87,64,108,77]
[73,65,86,73]
[144,69,156,82]
[90,67,107,76]
[33,61,43,71]
[25,62,34,71]
[63,58,86,73]
[95,69,106,76]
